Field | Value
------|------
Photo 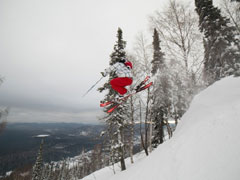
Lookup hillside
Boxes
[82,76,240,180]
[0,123,104,177]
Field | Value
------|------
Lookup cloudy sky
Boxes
[0,0,169,123]
[1,0,220,124]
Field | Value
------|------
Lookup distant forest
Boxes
[0,123,104,176]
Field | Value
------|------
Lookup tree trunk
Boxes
[159,120,164,144]
[119,126,126,171]
[165,120,173,138]
[130,96,134,163]
[120,147,126,171]
[144,89,151,153]
[149,113,153,153]
[140,100,149,156]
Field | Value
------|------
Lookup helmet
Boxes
[125,61,133,69]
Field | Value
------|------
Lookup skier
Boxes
[100,75,153,113]
[101,59,133,99]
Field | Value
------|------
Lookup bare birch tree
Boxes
[132,33,152,155]
[220,0,240,33]
[149,0,204,79]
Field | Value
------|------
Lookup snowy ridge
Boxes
[82,76,240,180]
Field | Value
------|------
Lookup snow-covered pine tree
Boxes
[170,72,189,126]
[195,0,240,84]
[150,29,171,147]
[151,71,173,147]
[32,139,44,180]
[151,28,165,76]
[57,159,70,180]
[98,27,127,171]
[40,163,52,180]
[149,1,204,123]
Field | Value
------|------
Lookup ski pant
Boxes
[110,77,133,95]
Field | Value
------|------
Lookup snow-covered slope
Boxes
[82,76,240,180]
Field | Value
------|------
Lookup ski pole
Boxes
[82,76,104,97]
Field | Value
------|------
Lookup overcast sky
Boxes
[0,0,167,123]
[0,0,220,124]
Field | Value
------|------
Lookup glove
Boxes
[101,72,107,77]
[119,59,126,63]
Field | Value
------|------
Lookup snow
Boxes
[80,131,89,136]
[5,171,12,177]
[81,76,240,180]
[34,134,50,138]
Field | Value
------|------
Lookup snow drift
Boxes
[82,76,240,180]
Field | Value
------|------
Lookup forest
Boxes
[0,0,240,179]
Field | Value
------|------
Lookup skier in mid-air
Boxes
[83,58,151,113]
[100,60,152,113]
[101,59,133,99]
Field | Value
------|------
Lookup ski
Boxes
[135,75,150,90]
[100,76,150,108]
[107,81,153,113]
[100,101,113,107]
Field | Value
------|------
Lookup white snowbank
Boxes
[82,76,240,180]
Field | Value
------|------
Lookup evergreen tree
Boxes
[171,72,190,126]
[150,29,170,147]
[151,28,165,76]
[98,27,127,171]
[151,72,173,147]
[41,164,52,180]
[32,139,44,180]
[195,0,240,84]
[58,160,69,180]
